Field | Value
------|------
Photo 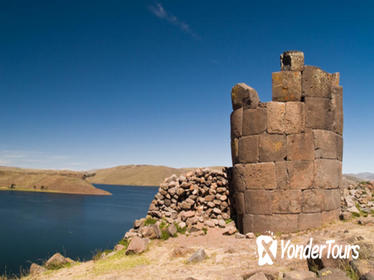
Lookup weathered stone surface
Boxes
[321,209,340,225]
[242,108,267,136]
[238,136,259,163]
[272,71,302,102]
[281,51,304,71]
[259,134,287,162]
[255,214,298,233]
[234,192,245,215]
[313,130,340,160]
[298,212,322,230]
[29,263,46,275]
[187,248,207,263]
[302,66,332,98]
[305,97,331,129]
[231,165,246,192]
[231,83,260,110]
[245,190,272,215]
[275,161,288,189]
[336,135,343,161]
[302,189,322,213]
[167,224,177,236]
[231,52,343,233]
[235,163,276,190]
[287,131,314,161]
[330,86,343,135]
[314,159,341,189]
[231,108,243,138]
[285,102,305,134]
[322,189,340,211]
[266,102,285,133]
[134,218,145,229]
[242,214,254,234]
[272,190,301,214]
[287,161,314,189]
[126,237,148,255]
[231,138,239,164]
[45,253,69,269]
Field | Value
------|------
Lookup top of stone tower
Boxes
[280,50,304,71]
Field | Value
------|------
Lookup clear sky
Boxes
[0,0,373,173]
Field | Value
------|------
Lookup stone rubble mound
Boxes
[341,180,374,219]
[124,168,236,239]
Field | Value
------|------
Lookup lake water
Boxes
[0,185,158,277]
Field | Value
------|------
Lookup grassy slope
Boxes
[0,167,110,195]
[87,165,225,186]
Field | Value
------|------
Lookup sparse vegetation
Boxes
[144,217,157,226]
[92,250,149,276]
[93,249,113,261]
[176,223,187,234]
[117,239,129,249]
[344,263,359,280]
[225,218,233,224]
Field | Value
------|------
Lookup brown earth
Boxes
[0,166,110,195]
[22,217,374,280]
[87,165,225,186]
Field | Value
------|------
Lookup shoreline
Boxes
[0,186,112,196]
[92,183,159,188]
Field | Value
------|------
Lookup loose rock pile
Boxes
[124,168,238,240]
[341,180,374,219]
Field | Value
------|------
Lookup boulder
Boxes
[187,248,207,263]
[125,237,148,255]
[167,224,177,236]
[29,263,46,275]
[45,253,69,269]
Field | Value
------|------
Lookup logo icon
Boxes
[256,235,277,265]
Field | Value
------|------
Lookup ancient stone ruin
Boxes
[230,50,343,233]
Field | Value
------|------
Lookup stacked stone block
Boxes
[230,51,343,233]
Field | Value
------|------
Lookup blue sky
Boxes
[0,0,373,173]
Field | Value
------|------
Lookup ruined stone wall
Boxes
[230,51,343,234]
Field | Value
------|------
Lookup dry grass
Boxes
[87,164,225,186]
[0,167,110,195]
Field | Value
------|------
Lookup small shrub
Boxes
[352,212,360,218]
[144,217,157,226]
[159,220,168,229]
[160,229,170,240]
[93,249,112,261]
[202,227,208,235]
[118,239,129,250]
[225,218,233,224]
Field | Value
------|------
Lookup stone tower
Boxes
[230,51,343,233]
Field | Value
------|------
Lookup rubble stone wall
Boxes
[230,51,343,233]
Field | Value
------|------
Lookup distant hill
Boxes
[345,172,374,181]
[87,165,225,186]
[0,166,110,195]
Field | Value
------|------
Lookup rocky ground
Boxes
[21,169,374,280]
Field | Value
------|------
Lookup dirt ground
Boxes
[23,217,374,280]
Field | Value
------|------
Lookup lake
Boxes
[0,185,158,277]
